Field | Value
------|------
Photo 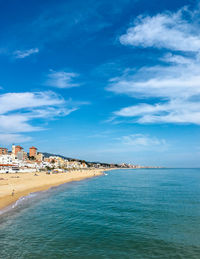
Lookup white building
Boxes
[0,154,13,164]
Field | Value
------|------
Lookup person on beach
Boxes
[11,189,15,196]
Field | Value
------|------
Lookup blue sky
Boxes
[0,0,200,167]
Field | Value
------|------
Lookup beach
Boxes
[0,169,104,210]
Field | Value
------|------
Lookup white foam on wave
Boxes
[12,192,39,209]
[0,192,41,216]
[0,178,89,217]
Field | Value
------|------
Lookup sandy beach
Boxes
[0,169,104,211]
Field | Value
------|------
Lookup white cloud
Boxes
[108,60,200,99]
[108,54,200,124]
[99,133,168,154]
[160,53,195,64]
[115,100,200,124]
[107,6,200,125]
[109,57,200,124]
[120,7,200,51]
[45,69,79,88]
[0,133,32,145]
[13,48,39,59]
[0,114,41,133]
[119,134,166,147]
[0,91,64,114]
[0,91,80,144]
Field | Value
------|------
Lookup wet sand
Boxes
[0,169,104,210]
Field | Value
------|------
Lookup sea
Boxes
[0,168,200,259]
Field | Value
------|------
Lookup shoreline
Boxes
[0,169,105,212]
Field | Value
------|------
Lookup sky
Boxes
[0,0,200,167]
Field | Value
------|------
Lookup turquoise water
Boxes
[1,169,200,258]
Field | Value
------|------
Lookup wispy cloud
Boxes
[0,91,81,144]
[13,48,39,59]
[114,99,200,124]
[0,91,63,114]
[107,6,200,125]
[30,0,130,41]
[0,0,134,55]
[45,69,80,88]
[108,58,200,99]
[120,7,200,52]
[118,134,166,147]
[98,133,168,154]
[0,133,32,145]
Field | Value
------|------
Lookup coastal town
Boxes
[0,144,142,174]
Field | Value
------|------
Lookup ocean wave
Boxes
[0,192,41,216]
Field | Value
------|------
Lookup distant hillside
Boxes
[41,152,114,167]
[42,152,78,161]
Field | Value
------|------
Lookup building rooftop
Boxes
[30,146,37,149]
[15,145,23,148]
